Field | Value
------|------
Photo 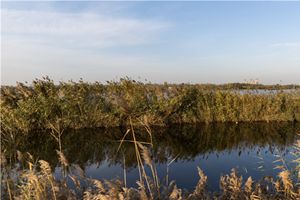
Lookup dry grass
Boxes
[1,134,300,200]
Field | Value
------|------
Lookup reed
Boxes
[1,143,299,199]
[1,123,299,200]
[1,77,299,134]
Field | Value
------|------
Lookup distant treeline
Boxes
[152,82,300,90]
[1,77,300,133]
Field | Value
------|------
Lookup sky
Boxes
[1,1,300,85]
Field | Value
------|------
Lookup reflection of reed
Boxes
[3,122,299,169]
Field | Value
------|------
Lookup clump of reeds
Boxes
[2,150,299,200]
[2,132,300,200]
[1,77,299,134]
[4,144,300,199]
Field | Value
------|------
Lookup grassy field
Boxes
[1,77,300,134]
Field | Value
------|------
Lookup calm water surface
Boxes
[12,122,300,191]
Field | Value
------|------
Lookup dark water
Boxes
[7,122,300,191]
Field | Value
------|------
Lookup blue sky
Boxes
[1,1,300,85]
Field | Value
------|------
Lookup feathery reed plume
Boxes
[188,167,209,199]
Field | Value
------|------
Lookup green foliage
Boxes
[1,77,300,133]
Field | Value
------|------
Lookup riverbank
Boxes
[1,77,300,133]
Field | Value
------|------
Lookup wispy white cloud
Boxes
[1,7,171,85]
[2,8,169,48]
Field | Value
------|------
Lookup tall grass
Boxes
[1,134,300,199]
[1,77,299,134]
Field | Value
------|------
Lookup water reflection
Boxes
[4,122,299,191]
